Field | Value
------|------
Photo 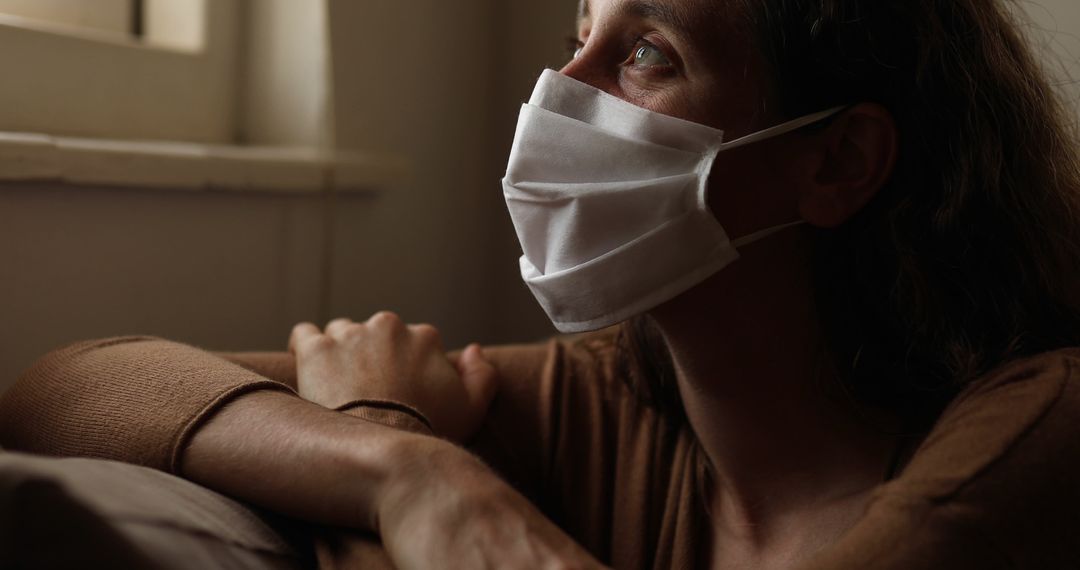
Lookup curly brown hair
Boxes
[621,0,1080,429]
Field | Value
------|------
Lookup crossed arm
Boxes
[0,313,605,569]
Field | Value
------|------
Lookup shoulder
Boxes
[898,347,1080,500]
[874,348,1080,565]
[482,328,625,400]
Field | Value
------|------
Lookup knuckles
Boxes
[409,323,442,346]
[368,310,405,332]
[290,322,314,337]
[299,334,335,353]
[298,311,444,354]
[324,317,354,334]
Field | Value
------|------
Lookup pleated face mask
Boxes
[502,69,841,333]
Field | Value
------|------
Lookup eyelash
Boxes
[565,35,584,58]
[564,35,674,69]
[628,37,668,65]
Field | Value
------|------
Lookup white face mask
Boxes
[502,69,841,333]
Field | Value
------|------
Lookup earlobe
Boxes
[798,103,898,228]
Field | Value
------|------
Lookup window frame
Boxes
[0,0,239,144]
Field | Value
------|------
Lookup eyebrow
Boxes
[579,0,693,36]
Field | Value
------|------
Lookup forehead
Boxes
[577,0,724,32]
[577,0,735,54]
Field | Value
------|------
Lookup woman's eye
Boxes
[566,36,585,60]
[632,42,671,67]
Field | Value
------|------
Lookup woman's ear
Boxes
[797,103,897,228]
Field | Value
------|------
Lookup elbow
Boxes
[0,336,164,457]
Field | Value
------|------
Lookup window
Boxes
[0,0,235,143]
[0,0,206,50]
[0,0,136,38]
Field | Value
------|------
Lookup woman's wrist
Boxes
[182,389,438,531]
[373,436,604,569]
[374,436,497,535]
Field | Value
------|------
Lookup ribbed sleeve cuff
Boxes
[170,381,297,474]
[334,399,434,436]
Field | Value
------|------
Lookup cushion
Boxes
[0,452,313,569]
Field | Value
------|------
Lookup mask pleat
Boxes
[505,105,705,185]
[506,173,698,273]
[529,69,725,151]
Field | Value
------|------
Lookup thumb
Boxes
[458,343,498,415]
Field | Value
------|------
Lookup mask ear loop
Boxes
[712,106,848,247]
[717,106,847,153]
[730,220,805,248]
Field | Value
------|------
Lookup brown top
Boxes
[2,333,1080,568]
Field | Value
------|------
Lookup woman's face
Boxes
[564,0,772,135]
[563,0,807,240]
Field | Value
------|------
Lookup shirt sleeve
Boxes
[465,335,623,501]
[797,349,1080,569]
[0,337,295,474]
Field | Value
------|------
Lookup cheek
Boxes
[706,142,799,238]
[617,70,732,126]
[617,79,691,118]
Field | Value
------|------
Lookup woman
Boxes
[4,0,1080,568]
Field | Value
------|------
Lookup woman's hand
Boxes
[288,312,498,442]
[377,440,607,570]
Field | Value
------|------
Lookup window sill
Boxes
[0,132,407,194]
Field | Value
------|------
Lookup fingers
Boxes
[291,311,444,356]
[408,323,443,350]
[458,344,499,416]
[367,311,406,336]
[327,312,418,346]
[289,322,322,354]
[324,317,355,339]
[365,312,440,348]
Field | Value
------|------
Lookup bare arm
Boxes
[180,389,412,530]
[182,387,601,568]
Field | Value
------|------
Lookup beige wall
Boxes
[0,185,324,375]
[1022,0,1080,117]
[323,0,576,347]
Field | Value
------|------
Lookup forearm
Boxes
[181,389,453,531]
[220,343,560,503]
[181,387,600,568]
